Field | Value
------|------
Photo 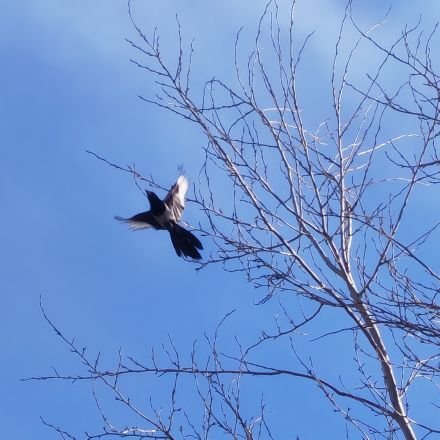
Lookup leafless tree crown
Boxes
[32,1,440,439]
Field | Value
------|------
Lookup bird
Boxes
[115,175,203,260]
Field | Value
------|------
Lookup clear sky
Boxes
[2,1,440,438]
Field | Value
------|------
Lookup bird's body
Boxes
[115,175,203,260]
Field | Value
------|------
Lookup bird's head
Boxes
[146,190,163,212]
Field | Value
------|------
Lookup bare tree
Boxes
[30,1,440,439]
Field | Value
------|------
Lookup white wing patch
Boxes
[164,175,189,222]
[176,175,189,201]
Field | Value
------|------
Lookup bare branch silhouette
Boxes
[32,1,440,439]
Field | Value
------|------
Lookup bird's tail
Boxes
[168,223,203,260]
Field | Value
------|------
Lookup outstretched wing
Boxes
[163,175,189,222]
[115,211,162,230]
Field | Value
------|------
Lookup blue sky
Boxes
[2,1,440,438]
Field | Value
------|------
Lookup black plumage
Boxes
[115,175,203,260]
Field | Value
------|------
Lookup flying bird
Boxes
[115,175,203,260]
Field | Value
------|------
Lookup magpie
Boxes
[115,175,203,260]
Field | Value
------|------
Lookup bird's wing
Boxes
[163,175,189,222]
[115,211,162,230]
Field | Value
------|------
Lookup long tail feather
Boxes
[168,224,203,260]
